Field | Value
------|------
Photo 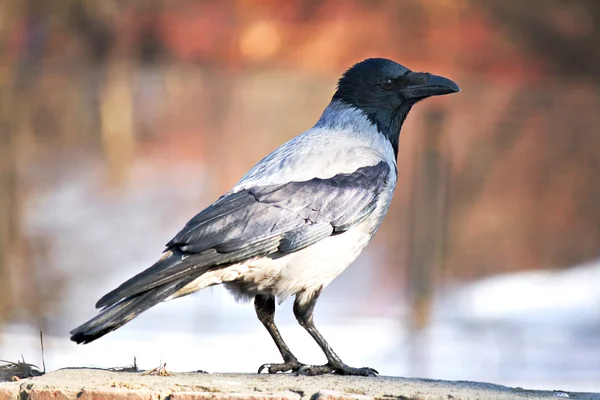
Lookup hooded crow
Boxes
[70,58,460,376]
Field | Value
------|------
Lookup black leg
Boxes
[292,288,378,377]
[254,294,304,374]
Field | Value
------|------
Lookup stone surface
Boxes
[77,388,159,400]
[25,388,80,400]
[0,368,597,400]
[0,384,19,400]
[312,389,373,400]
[169,392,300,400]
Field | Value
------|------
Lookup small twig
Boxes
[142,362,171,376]
[108,356,139,372]
[39,331,46,373]
[0,359,39,369]
[0,358,43,380]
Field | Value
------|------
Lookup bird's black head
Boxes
[332,58,460,157]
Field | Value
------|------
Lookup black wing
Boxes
[96,161,391,308]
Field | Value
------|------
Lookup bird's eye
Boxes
[380,79,395,90]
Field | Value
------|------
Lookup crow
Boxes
[70,58,459,376]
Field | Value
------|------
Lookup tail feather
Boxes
[70,276,196,344]
[95,250,198,310]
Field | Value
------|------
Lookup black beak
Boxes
[402,74,460,99]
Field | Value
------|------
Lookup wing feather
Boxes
[98,161,390,308]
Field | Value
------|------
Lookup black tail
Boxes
[70,276,195,344]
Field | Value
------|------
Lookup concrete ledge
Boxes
[0,368,598,400]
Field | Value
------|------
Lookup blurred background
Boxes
[1,0,600,391]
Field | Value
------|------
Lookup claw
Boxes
[257,364,268,374]
[294,362,378,377]
[257,360,377,377]
[295,365,311,376]
[257,360,304,374]
[334,365,378,376]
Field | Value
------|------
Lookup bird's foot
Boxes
[257,359,305,374]
[297,362,378,377]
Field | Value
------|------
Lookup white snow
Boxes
[439,262,600,326]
